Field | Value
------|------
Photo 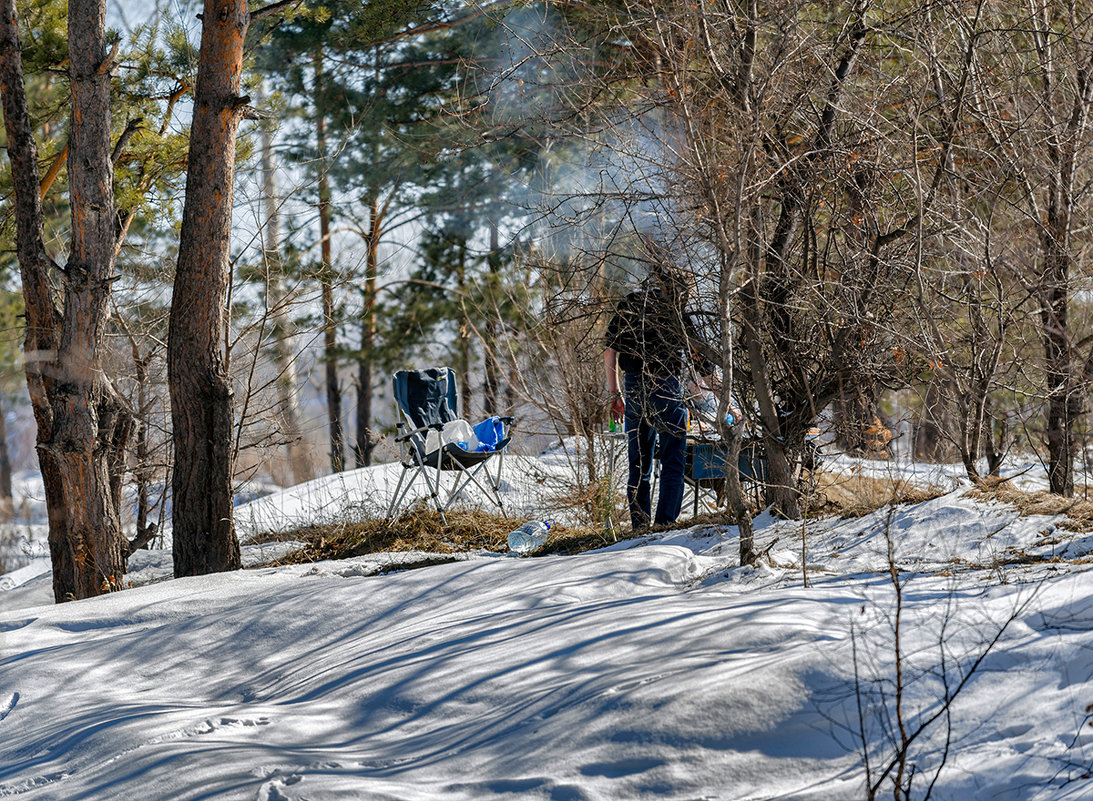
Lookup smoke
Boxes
[475,4,699,290]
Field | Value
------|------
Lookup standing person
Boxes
[605,253,715,530]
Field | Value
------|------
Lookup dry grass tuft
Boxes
[810,470,947,518]
[251,504,633,565]
[538,473,629,532]
[965,480,1093,532]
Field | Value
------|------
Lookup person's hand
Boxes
[609,394,625,423]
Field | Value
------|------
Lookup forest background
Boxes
[2,0,1093,603]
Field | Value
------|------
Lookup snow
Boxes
[3,450,1093,800]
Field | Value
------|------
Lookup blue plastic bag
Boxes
[473,416,505,452]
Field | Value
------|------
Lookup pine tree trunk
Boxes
[355,197,379,468]
[1,0,132,600]
[0,0,66,594]
[483,219,501,415]
[168,0,247,577]
[322,267,343,473]
[133,352,151,539]
[456,240,472,416]
[60,0,131,595]
[316,48,344,474]
[261,119,311,484]
[0,394,13,521]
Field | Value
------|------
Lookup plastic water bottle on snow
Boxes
[508,519,553,555]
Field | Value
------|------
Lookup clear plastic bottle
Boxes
[507,519,553,555]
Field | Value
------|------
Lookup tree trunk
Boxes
[0,394,13,521]
[1,0,131,601]
[1042,256,1074,496]
[740,275,801,519]
[834,376,877,456]
[958,408,982,484]
[355,197,379,468]
[1032,1,1086,498]
[0,0,65,589]
[60,0,132,596]
[168,0,247,577]
[483,218,501,415]
[914,377,957,462]
[983,396,1005,477]
[321,270,343,473]
[456,239,472,416]
[316,48,344,474]
[133,351,151,539]
[722,425,755,565]
[260,118,311,484]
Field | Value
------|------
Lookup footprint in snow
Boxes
[257,773,303,801]
[0,692,17,722]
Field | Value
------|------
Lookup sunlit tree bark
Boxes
[0,0,134,601]
[168,0,252,576]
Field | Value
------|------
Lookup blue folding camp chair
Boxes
[386,367,515,521]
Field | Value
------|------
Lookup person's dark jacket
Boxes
[605,288,712,379]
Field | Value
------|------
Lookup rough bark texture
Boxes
[0,0,130,601]
[168,0,247,577]
[321,267,344,474]
[0,0,62,582]
[62,0,127,592]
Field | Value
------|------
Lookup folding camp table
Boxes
[684,436,766,514]
[605,430,767,523]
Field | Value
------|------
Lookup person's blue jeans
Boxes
[623,372,688,529]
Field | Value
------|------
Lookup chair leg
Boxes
[385,470,405,520]
[493,452,506,512]
[470,459,506,511]
[421,465,448,522]
[444,466,478,512]
[443,457,505,513]
[386,466,419,521]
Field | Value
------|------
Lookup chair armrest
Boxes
[395,422,443,443]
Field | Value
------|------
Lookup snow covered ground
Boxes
[3,447,1093,800]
